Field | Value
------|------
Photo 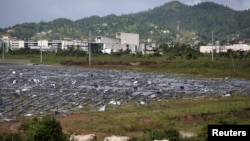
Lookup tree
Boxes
[159,43,169,53]
[26,115,66,141]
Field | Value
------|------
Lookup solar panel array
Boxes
[0,64,250,120]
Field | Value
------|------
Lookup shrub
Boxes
[0,132,23,141]
[26,115,67,141]
[144,128,180,141]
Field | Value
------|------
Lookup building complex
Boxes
[1,32,148,54]
[1,32,250,55]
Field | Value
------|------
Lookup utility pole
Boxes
[176,20,181,39]
[39,32,43,64]
[39,22,43,64]
[89,31,91,66]
[2,41,4,61]
[231,53,235,72]
[40,38,43,64]
[211,31,214,62]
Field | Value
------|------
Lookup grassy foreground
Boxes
[59,95,250,140]
[0,95,248,140]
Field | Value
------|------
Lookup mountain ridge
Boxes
[1,1,250,45]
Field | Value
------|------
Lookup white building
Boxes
[95,32,141,54]
[25,40,38,49]
[6,32,142,54]
[200,44,250,53]
[96,36,121,54]
[226,44,250,52]
[62,40,88,51]
[37,40,49,50]
[8,39,88,51]
[10,40,25,49]
[116,32,140,53]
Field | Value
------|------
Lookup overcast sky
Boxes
[0,0,249,28]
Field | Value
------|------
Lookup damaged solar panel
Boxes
[0,64,250,120]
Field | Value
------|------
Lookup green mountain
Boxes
[2,1,250,45]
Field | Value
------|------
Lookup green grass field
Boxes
[2,53,250,79]
[57,95,250,140]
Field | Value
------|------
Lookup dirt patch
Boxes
[129,62,141,66]
[136,116,153,125]
[10,122,21,131]
[59,113,98,121]
[176,112,216,123]
[61,60,156,67]
[0,121,20,132]
[58,113,99,134]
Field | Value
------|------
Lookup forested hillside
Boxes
[1,1,250,45]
